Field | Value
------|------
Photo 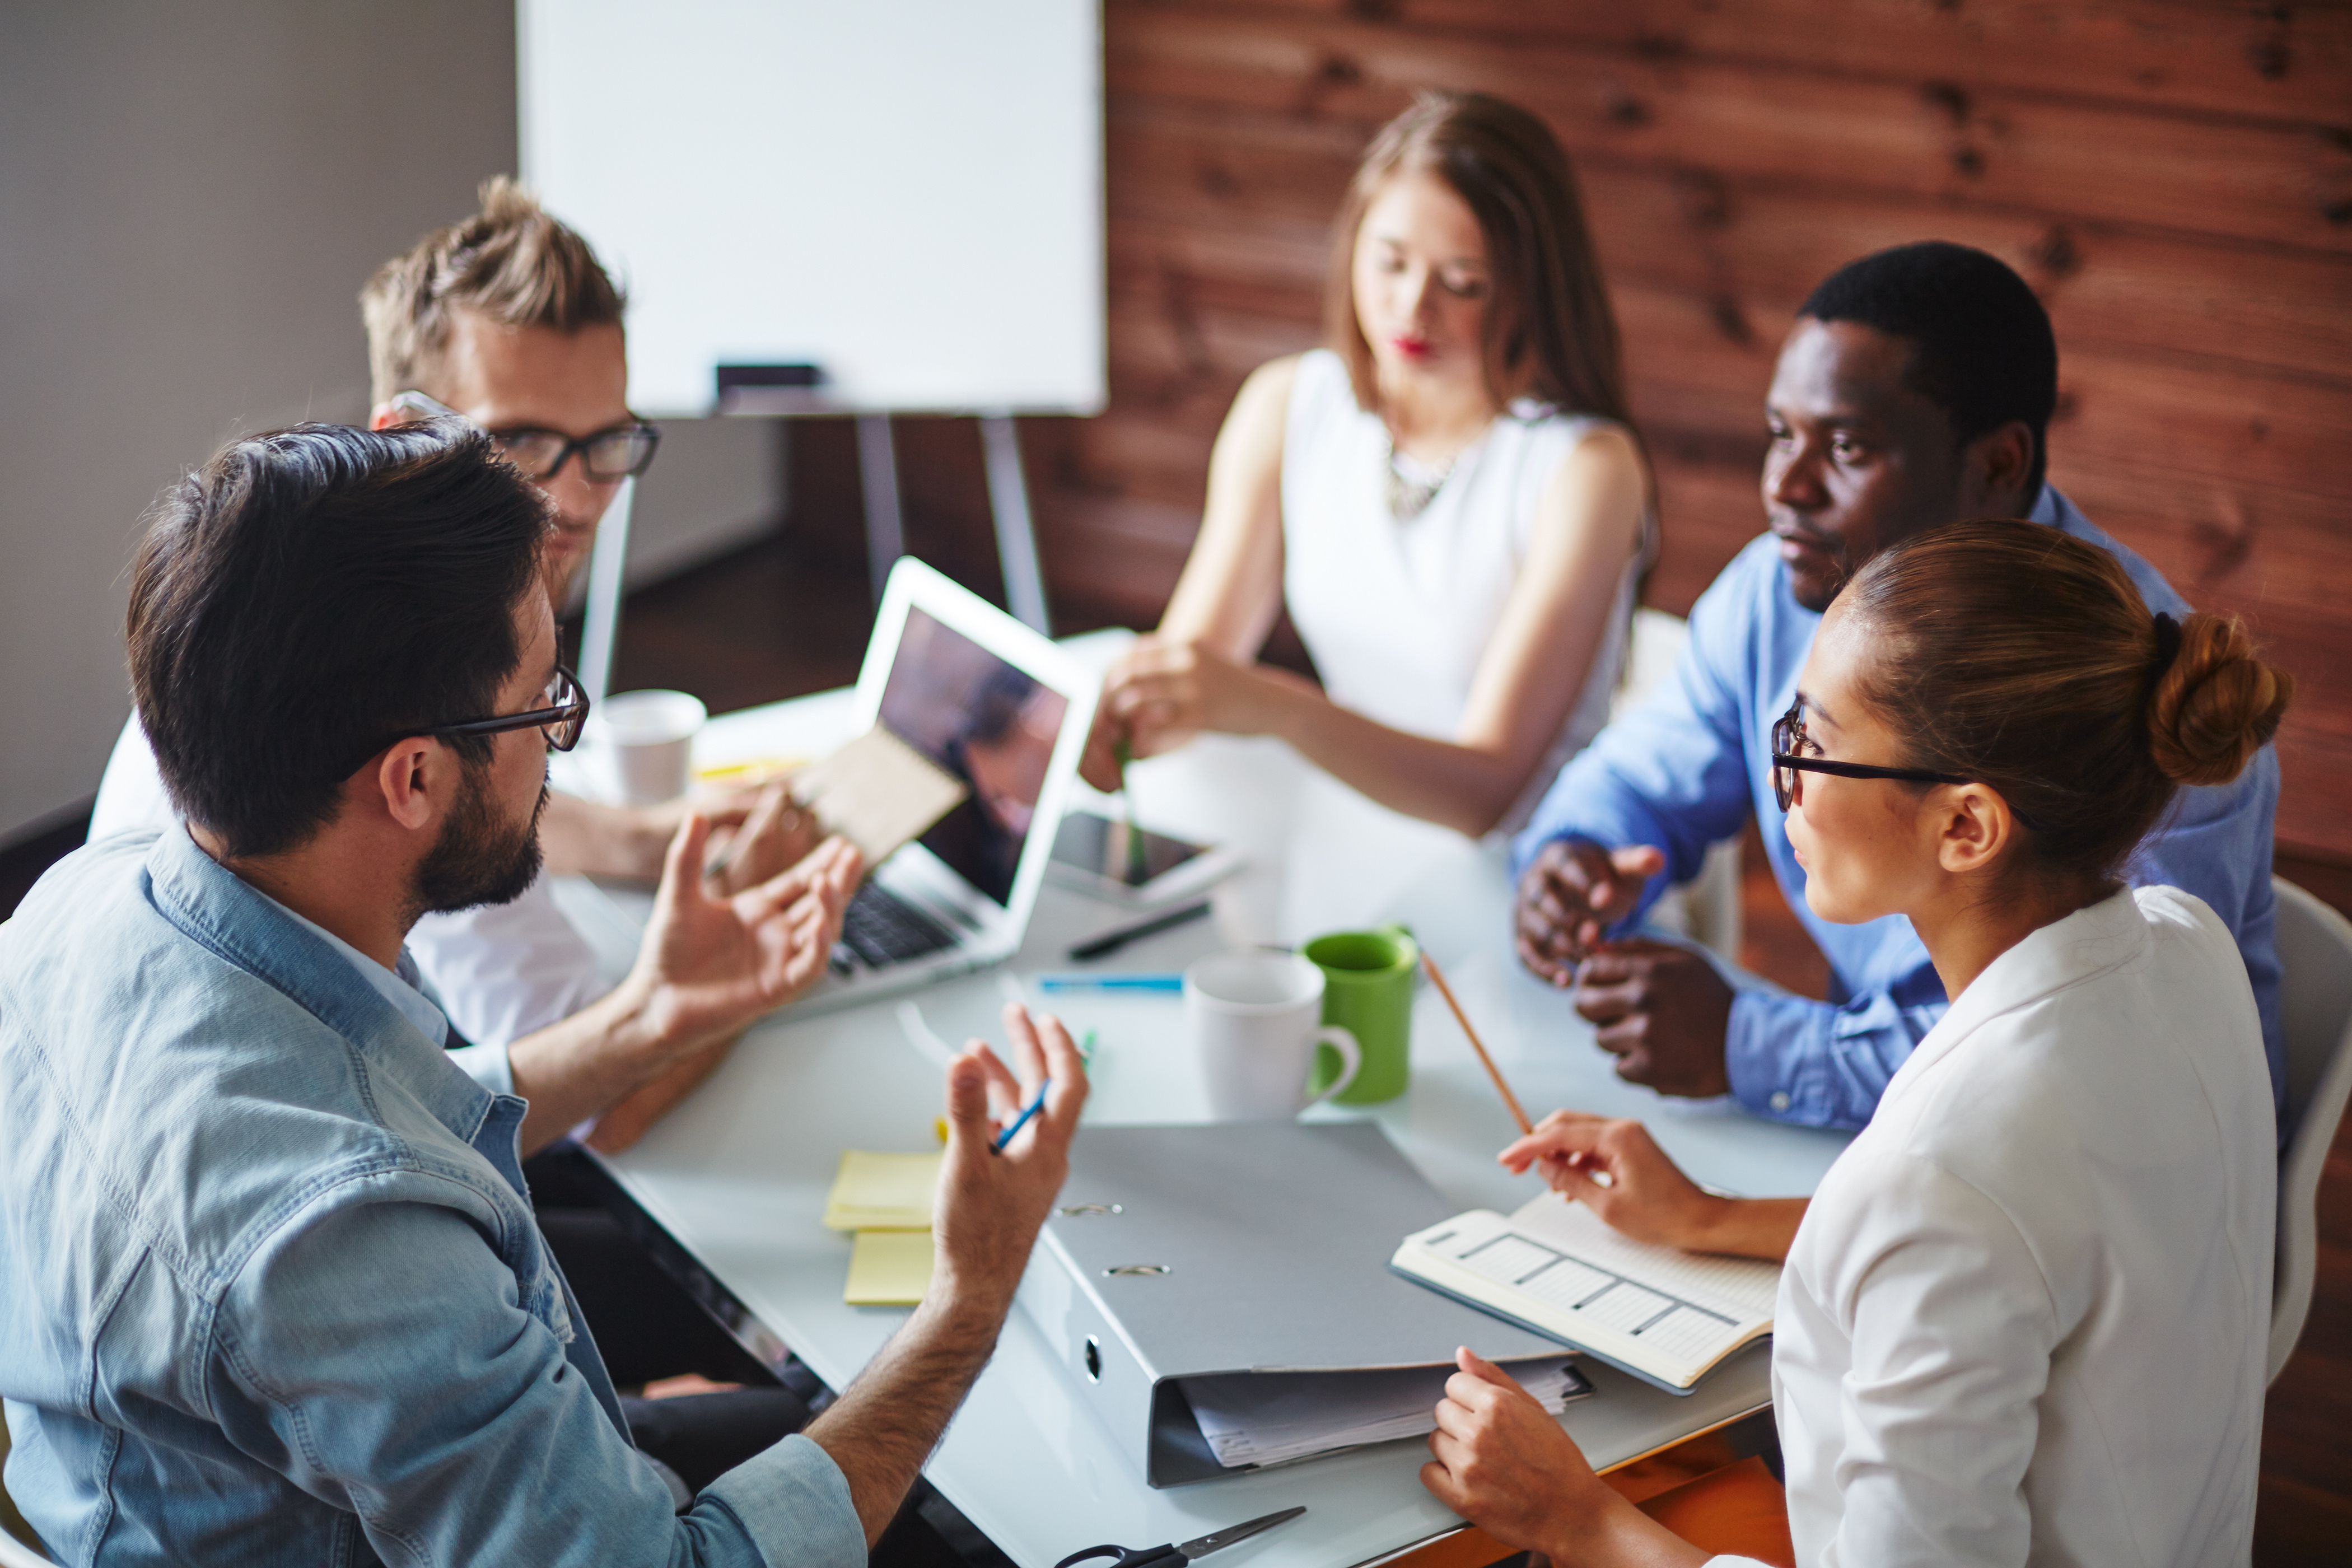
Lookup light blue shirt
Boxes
[1514,487,2285,1134]
[0,828,864,1566]
[277,899,452,1048]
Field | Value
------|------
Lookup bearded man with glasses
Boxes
[0,423,1084,1566]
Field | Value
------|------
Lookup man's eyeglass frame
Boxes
[1769,698,2043,833]
[333,664,591,781]
[384,390,661,483]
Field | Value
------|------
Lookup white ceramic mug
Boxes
[1185,950,1362,1121]
[591,689,707,805]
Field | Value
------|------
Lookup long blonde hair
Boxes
[1325,91,1629,425]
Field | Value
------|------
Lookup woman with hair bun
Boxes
[1421,518,2289,1566]
[1081,90,1652,836]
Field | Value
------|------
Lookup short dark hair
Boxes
[129,422,548,858]
[1800,241,2059,495]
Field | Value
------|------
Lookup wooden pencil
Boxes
[1420,950,1534,1136]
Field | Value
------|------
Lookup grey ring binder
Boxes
[1014,1122,1568,1486]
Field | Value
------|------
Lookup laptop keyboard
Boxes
[839,882,960,970]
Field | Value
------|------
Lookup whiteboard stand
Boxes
[979,411,1050,634]
[852,410,1051,634]
[577,475,637,710]
[855,413,906,610]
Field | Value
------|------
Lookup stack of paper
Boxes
[844,1230,936,1306]
[824,1151,942,1306]
[1182,1356,1590,1469]
[822,1151,940,1231]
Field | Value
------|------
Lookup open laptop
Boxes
[781,556,1097,1016]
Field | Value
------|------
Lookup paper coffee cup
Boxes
[591,689,707,805]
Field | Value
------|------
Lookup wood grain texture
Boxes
[1013,0,2352,863]
[1229,0,2352,127]
[1107,5,2352,253]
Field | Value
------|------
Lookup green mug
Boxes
[1302,924,1418,1104]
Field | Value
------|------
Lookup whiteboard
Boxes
[518,0,1104,417]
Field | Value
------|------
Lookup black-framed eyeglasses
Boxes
[1770,697,1997,813]
[333,664,591,780]
[484,422,661,483]
[382,390,660,482]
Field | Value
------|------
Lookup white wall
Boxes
[0,1,780,842]
[622,418,780,592]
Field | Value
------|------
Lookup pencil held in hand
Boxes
[1113,738,1149,886]
[1421,951,1534,1135]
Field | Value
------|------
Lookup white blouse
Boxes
[1719,885,2274,1566]
[1277,349,1648,833]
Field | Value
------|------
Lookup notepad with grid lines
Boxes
[1392,1192,1780,1394]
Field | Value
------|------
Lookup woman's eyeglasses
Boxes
[334,665,591,780]
[1770,699,1977,813]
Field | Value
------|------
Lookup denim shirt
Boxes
[1514,486,2285,1135]
[0,829,864,1567]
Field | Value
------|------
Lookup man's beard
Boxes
[410,762,548,919]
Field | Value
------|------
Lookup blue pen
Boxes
[992,1081,1050,1154]
[1035,974,1184,993]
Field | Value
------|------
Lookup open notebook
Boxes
[1392,1193,1781,1394]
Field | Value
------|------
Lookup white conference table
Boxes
[557,634,1851,1568]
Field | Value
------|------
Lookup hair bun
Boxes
[2146,612,2292,787]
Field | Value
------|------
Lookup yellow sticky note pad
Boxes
[844,1230,935,1306]
[822,1151,942,1231]
[694,755,808,785]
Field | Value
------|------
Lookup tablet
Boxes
[1046,809,1243,907]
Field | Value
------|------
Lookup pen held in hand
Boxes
[991,1080,1050,1154]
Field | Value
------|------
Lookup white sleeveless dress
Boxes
[1278,349,1649,833]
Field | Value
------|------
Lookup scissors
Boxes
[1053,1504,1306,1567]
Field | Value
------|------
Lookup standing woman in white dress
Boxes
[1082,91,1654,836]
[1420,519,2292,1566]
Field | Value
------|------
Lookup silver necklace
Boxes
[1384,437,1459,520]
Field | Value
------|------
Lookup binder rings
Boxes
[1014,1121,1567,1486]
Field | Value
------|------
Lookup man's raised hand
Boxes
[931,1004,1089,1315]
[628,816,860,1055]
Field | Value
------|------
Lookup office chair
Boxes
[2269,875,2352,1385]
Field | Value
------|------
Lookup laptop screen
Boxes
[877,606,1071,907]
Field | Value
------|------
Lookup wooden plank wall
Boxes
[1003,0,2352,860]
